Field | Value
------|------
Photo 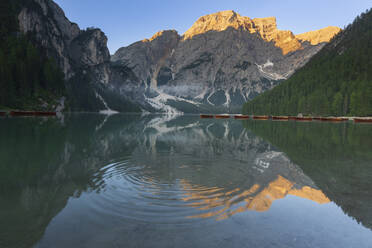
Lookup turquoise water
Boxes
[1,114,372,248]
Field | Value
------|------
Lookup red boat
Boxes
[313,117,349,122]
[9,111,57,117]
[234,115,250,120]
[253,115,270,120]
[296,117,313,121]
[272,116,289,121]
[10,111,35,116]
[328,117,348,122]
[354,118,372,123]
[200,114,214,119]
[215,115,230,119]
[0,112,7,116]
[34,111,57,116]
[288,116,297,120]
[320,117,331,121]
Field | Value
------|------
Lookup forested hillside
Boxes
[243,8,372,117]
[0,0,66,110]
[0,0,141,112]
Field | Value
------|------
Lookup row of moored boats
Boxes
[1,112,370,123]
[0,111,57,117]
[200,114,372,123]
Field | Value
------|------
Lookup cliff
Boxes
[183,11,304,55]
[113,10,340,113]
[2,1,341,113]
[15,0,139,112]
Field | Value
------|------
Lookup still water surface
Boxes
[1,114,372,248]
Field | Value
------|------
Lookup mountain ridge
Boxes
[243,8,372,116]
[295,26,342,45]
[182,10,340,55]
[9,0,140,112]
[112,10,340,113]
[0,1,341,113]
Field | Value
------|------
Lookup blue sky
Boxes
[54,0,371,54]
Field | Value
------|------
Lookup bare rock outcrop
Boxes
[296,26,341,45]
[18,0,111,80]
[17,0,138,112]
[112,10,341,113]
[183,11,303,55]
[15,2,341,113]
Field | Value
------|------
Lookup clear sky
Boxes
[54,0,371,54]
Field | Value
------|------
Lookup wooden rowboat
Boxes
[328,117,348,122]
[200,114,214,119]
[215,115,230,119]
[10,111,35,116]
[314,117,349,122]
[296,117,313,121]
[354,118,372,123]
[234,115,250,120]
[253,115,270,120]
[9,111,57,117]
[272,116,289,121]
[320,117,331,121]
[34,111,57,116]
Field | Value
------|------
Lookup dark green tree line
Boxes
[0,0,66,110]
[243,8,372,117]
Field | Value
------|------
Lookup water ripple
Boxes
[84,157,256,224]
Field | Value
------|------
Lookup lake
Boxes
[1,114,372,248]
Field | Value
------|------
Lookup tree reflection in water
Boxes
[0,114,372,248]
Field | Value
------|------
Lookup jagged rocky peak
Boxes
[252,16,277,32]
[143,29,180,42]
[183,10,340,55]
[18,0,80,77]
[18,0,81,40]
[111,29,180,92]
[183,10,255,39]
[112,29,180,62]
[183,10,301,54]
[296,26,341,45]
[70,28,111,66]
[14,0,140,112]
[110,10,342,113]
[251,17,304,55]
[17,0,112,79]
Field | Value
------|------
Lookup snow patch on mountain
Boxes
[95,91,119,115]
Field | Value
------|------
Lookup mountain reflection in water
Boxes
[0,114,372,248]
[181,175,330,220]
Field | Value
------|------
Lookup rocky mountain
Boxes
[10,0,139,112]
[295,26,342,45]
[243,8,372,116]
[2,1,340,113]
[112,10,340,113]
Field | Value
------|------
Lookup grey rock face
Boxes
[112,14,334,113]
[17,0,138,112]
[18,0,112,80]
[70,28,111,67]
[112,30,180,88]
[18,0,81,78]
[17,2,337,113]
